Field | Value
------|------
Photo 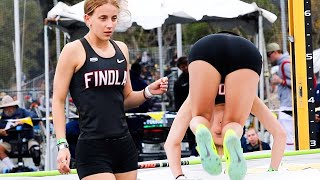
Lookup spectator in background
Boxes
[141,65,153,84]
[126,63,151,154]
[134,52,142,64]
[24,95,32,110]
[243,128,271,153]
[128,63,150,113]
[164,64,172,77]
[174,56,189,111]
[170,51,178,67]
[314,83,320,148]
[140,51,154,67]
[0,95,41,170]
[267,42,294,150]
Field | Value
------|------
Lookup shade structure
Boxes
[46,0,277,32]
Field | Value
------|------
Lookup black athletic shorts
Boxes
[188,33,262,79]
[76,133,138,179]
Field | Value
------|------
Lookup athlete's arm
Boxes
[116,41,168,110]
[52,41,84,142]
[115,41,148,110]
[164,96,193,179]
[250,95,286,170]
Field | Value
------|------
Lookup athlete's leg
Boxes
[115,170,137,180]
[222,69,260,180]
[188,60,221,133]
[222,69,259,132]
[82,173,116,180]
[188,60,222,175]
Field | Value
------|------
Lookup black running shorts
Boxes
[188,33,262,79]
[76,134,138,179]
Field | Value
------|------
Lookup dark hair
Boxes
[176,56,188,68]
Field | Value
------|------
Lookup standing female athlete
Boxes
[52,0,168,180]
[165,33,286,180]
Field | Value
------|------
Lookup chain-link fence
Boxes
[0,0,45,108]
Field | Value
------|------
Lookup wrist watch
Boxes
[57,142,69,151]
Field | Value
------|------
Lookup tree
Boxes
[311,0,320,49]
[0,0,15,89]
[0,0,44,89]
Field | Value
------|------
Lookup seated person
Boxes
[0,95,41,170]
[243,127,271,153]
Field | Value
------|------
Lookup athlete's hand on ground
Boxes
[149,77,168,95]
[176,176,201,180]
[57,148,71,174]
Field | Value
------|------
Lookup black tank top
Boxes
[69,38,129,139]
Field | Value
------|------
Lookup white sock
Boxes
[2,157,14,169]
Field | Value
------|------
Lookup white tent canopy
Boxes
[167,0,276,23]
[47,0,277,30]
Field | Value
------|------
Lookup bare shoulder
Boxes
[59,40,86,65]
[61,40,84,56]
[113,40,128,51]
[113,40,129,60]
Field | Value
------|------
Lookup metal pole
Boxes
[44,25,51,171]
[157,27,166,111]
[176,24,182,57]
[63,34,70,120]
[53,0,67,121]
[54,0,61,58]
[258,13,264,103]
[176,24,183,76]
[259,11,270,136]
[14,0,22,106]
[280,0,288,52]
[21,0,26,76]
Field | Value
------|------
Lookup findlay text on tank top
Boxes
[70,39,127,94]
[69,38,129,139]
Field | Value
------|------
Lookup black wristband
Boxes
[175,174,185,179]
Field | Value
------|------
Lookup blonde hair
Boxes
[84,0,131,30]
[84,0,120,16]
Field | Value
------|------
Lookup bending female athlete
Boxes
[164,33,286,180]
